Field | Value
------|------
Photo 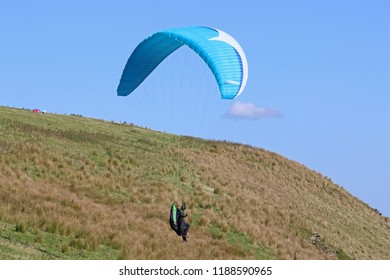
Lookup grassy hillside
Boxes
[0,106,389,260]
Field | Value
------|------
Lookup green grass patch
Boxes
[296,227,313,239]
[336,248,352,260]
[206,224,277,259]
[226,229,277,260]
[0,220,118,259]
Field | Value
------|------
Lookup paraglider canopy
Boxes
[117,26,248,99]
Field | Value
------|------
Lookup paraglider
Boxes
[117,26,248,99]
[117,26,248,241]
[170,202,190,242]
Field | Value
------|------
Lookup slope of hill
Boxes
[0,106,389,260]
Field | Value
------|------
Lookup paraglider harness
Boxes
[169,203,187,236]
[170,203,179,234]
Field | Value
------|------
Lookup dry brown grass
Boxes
[0,106,389,259]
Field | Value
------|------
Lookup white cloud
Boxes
[226,101,281,120]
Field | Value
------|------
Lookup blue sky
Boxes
[1,1,389,216]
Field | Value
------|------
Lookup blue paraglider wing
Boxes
[117,26,248,99]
